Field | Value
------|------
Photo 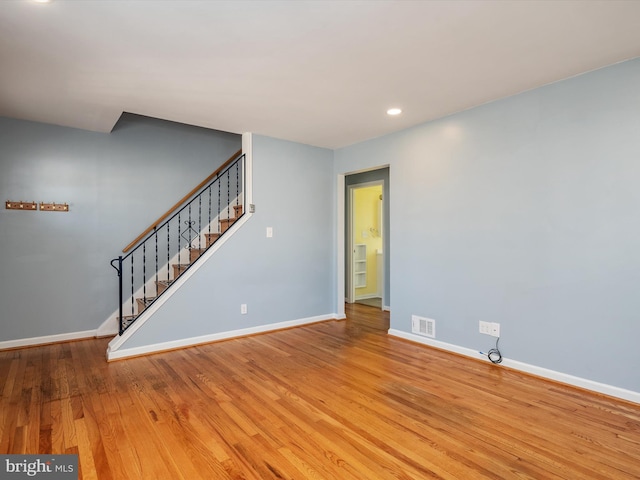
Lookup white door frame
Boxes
[336,174,346,318]
[346,180,385,307]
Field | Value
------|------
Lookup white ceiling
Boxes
[1,1,639,149]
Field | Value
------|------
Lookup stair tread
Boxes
[120,316,137,329]
[137,297,156,305]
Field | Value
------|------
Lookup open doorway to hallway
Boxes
[345,167,389,312]
[350,183,383,308]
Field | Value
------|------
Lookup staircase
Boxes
[111,151,245,335]
[124,204,243,330]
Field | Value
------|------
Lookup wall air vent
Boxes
[411,315,436,339]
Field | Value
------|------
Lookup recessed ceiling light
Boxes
[387,108,402,116]
[33,0,52,3]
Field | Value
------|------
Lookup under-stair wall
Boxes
[108,135,336,359]
[0,114,241,347]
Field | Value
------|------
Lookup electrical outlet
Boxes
[490,322,500,337]
[241,304,247,314]
[480,321,500,337]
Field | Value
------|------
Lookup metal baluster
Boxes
[178,213,181,266]
[188,203,192,261]
[242,155,246,211]
[167,222,170,282]
[198,195,202,250]
[227,167,230,223]
[143,242,146,305]
[208,185,212,235]
[130,256,134,318]
[154,227,158,296]
[236,159,240,213]
[110,257,123,334]
[217,176,221,234]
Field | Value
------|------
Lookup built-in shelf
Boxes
[354,244,366,288]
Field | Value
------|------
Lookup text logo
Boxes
[1,455,78,479]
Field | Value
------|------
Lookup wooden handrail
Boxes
[122,148,242,253]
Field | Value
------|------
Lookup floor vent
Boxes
[412,315,436,339]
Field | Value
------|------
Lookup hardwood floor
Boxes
[1,303,639,479]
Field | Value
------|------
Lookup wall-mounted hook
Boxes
[6,200,37,211]
[40,202,69,212]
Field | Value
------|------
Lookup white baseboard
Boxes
[97,317,119,337]
[355,294,380,300]
[107,313,341,361]
[0,330,97,350]
[388,329,640,405]
[383,305,391,312]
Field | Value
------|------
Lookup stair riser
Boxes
[190,249,206,263]
[205,233,220,247]
[136,298,147,314]
[220,218,235,233]
[172,264,188,278]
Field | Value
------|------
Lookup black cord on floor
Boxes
[487,337,503,364]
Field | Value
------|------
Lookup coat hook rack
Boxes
[40,202,69,212]
[6,200,37,211]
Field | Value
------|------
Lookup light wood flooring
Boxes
[1,303,639,479]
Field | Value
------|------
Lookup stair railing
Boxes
[110,151,245,335]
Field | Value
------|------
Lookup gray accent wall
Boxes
[335,58,640,392]
[117,135,334,349]
[0,114,240,341]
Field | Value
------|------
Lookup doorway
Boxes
[347,182,383,307]
[344,167,389,312]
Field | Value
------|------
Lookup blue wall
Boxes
[335,59,640,392]
[117,135,335,348]
[0,114,240,341]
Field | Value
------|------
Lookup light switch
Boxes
[266,227,273,238]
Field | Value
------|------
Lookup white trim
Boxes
[336,174,345,317]
[107,313,340,361]
[355,294,381,300]
[242,132,253,207]
[97,317,119,337]
[346,184,354,303]
[383,305,391,312]
[388,329,640,405]
[0,330,97,350]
